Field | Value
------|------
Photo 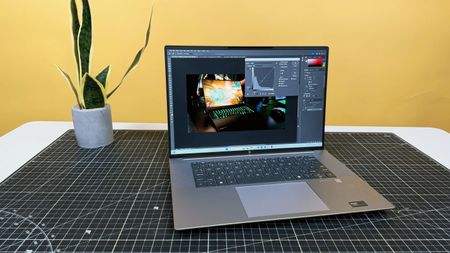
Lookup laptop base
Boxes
[170,150,394,230]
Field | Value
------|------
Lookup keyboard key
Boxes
[237,175,285,185]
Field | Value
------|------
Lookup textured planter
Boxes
[72,104,114,149]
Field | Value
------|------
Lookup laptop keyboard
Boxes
[191,156,336,187]
[210,106,254,119]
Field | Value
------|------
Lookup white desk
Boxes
[1,121,449,184]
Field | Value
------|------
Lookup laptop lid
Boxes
[202,78,244,109]
[165,46,329,157]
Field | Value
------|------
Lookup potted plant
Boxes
[57,0,154,148]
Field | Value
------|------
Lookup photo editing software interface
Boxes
[166,47,328,155]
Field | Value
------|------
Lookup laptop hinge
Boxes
[183,150,317,161]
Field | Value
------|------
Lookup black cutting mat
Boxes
[0,130,449,253]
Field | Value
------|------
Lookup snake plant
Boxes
[58,0,154,109]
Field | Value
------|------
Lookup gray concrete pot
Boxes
[72,104,114,149]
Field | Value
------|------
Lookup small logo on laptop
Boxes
[349,201,368,207]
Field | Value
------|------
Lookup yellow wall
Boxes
[1,0,449,136]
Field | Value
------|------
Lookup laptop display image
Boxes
[203,78,244,108]
[187,73,286,132]
[166,46,394,230]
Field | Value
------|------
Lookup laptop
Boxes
[165,46,394,230]
[202,78,256,131]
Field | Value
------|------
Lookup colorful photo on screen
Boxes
[186,74,286,133]
[203,80,244,108]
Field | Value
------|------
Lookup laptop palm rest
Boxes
[236,182,329,218]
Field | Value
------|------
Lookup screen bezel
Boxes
[165,46,329,158]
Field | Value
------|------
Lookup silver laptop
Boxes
[165,46,394,230]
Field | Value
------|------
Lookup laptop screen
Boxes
[202,79,244,109]
[165,46,328,156]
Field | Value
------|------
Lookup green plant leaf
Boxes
[56,66,83,108]
[70,0,81,83]
[78,0,92,79]
[107,1,155,98]
[143,1,154,49]
[81,74,107,109]
[96,65,111,88]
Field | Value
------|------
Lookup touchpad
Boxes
[236,182,329,218]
